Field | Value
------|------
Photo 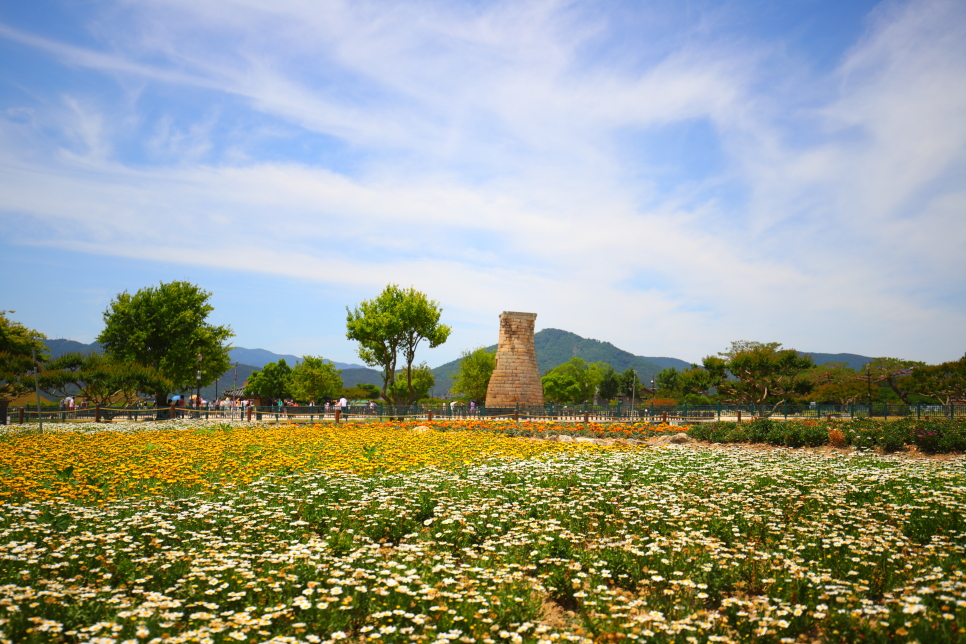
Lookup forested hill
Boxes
[431,328,683,395]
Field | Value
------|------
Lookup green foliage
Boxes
[0,312,47,402]
[712,341,813,405]
[805,362,868,404]
[654,367,679,392]
[677,365,719,397]
[681,393,714,405]
[245,359,293,401]
[288,356,343,403]
[687,417,966,454]
[451,346,496,403]
[97,282,233,406]
[596,365,620,402]
[860,357,925,404]
[388,362,435,404]
[40,352,171,409]
[346,285,450,403]
[541,357,605,404]
[616,368,646,400]
[354,383,381,398]
[908,355,966,405]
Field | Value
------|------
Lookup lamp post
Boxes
[31,339,43,433]
[233,361,238,389]
[196,353,202,418]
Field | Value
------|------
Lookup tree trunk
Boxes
[886,377,910,404]
[0,399,7,426]
[155,392,170,419]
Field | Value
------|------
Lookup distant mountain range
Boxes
[42,336,876,400]
[40,339,382,400]
[430,329,694,395]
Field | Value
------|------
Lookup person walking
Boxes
[339,395,348,419]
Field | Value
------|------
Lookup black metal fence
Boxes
[3,402,964,426]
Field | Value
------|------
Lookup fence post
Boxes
[737,410,741,424]
[247,405,253,422]
[717,401,721,421]
[335,408,341,423]
[19,407,25,424]
[428,410,433,422]
[169,403,176,421]
[849,403,854,419]
[917,403,921,420]
[95,405,101,423]
[783,401,787,420]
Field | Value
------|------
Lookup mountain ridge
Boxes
[41,337,878,400]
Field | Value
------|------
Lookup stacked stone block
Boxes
[484,311,545,406]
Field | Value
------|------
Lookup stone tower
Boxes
[484,311,544,406]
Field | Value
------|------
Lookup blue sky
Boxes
[2,0,964,367]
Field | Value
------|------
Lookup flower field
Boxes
[1,421,965,644]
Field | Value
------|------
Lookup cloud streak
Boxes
[1,0,964,364]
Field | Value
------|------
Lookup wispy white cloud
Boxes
[1,0,964,363]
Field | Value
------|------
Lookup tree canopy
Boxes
[0,312,47,403]
[709,341,814,406]
[617,368,648,400]
[805,362,868,405]
[908,355,966,405]
[245,359,293,402]
[596,364,620,402]
[346,285,450,404]
[541,357,604,404]
[288,356,343,403]
[388,362,436,403]
[97,282,233,407]
[859,357,924,404]
[40,352,171,410]
[451,346,496,403]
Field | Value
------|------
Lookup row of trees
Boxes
[241,356,437,404]
[650,342,966,408]
[1,282,452,413]
[448,340,966,407]
[1,284,234,414]
[4,285,964,412]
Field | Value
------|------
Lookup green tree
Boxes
[388,362,435,403]
[597,364,620,402]
[451,346,496,402]
[40,352,171,411]
[346,285,451,404]
[541,357,604,404]
[97,282,233,408]
[858,357,924,404]
[655,367,680,392]
[908,355,966,405]
[677,365,720,397]
[354,383,381,398]
[805,362,867,405]
[712,341,814,407]
[0,312,48,405]
[616,368,651,400]
[244,359,293,402]
[288,356,343,403]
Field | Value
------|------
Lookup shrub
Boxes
[828,427,846,448]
